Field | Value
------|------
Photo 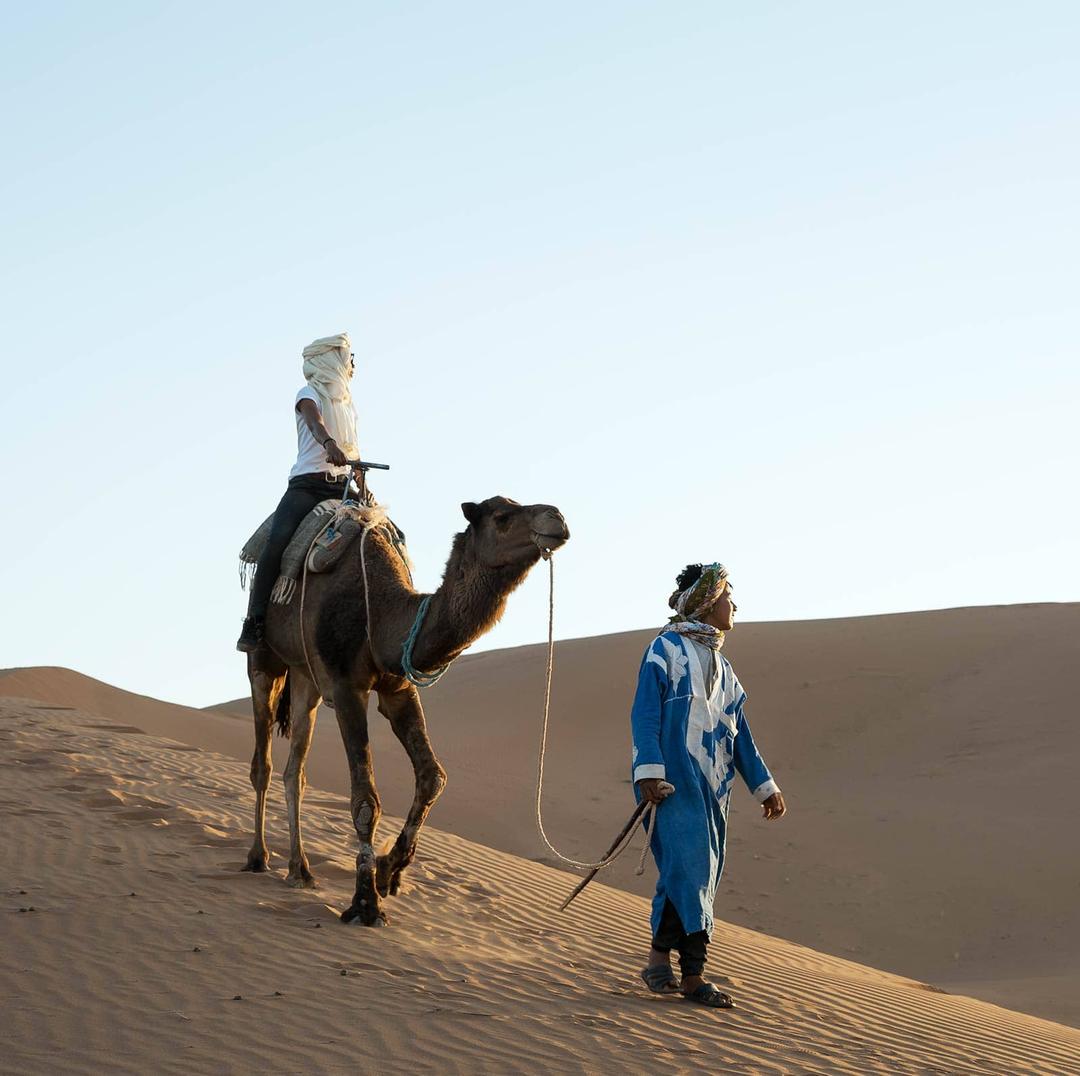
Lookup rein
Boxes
[533,553,673,906]
[307,524,665,910]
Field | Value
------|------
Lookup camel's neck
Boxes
[408,532,533,674]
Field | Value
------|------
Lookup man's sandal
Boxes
[640,965,680,994]
[684,983,735,1009]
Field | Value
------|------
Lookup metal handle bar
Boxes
[344,460,390,471]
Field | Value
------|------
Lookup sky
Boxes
[1,1,1077,707]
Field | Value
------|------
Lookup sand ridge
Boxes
[2,697,1079,1075]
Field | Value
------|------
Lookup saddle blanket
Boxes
[239,501,399,605]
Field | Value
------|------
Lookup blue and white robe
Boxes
[631,630,780,939]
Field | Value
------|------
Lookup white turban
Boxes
[302,333,358,459]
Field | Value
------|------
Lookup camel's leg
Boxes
[243,662,283,872]
[375,687,447,898]
[334,685,385,926]
[283,669,320,888]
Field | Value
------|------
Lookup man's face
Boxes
[702,583,736,631]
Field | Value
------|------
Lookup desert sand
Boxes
[2,601,1077,1068]
[3,695,1078,1075]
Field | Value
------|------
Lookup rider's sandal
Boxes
[640,965,680,994]
[684,983,735,1009]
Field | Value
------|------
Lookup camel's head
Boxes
[461,497,570,569]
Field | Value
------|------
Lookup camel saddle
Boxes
[239,500,387,606]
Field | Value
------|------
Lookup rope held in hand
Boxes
[534,553,674,901]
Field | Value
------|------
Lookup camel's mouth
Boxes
[531,530,570,552]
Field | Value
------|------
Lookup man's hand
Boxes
[636,778,669,805]
[323,438,349,467]
[762,791,786,820]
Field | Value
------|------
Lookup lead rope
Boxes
[534,553,664,874]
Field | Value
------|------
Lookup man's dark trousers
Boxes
[248,472,346,620]
[652,899,708,978]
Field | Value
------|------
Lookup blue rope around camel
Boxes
[400,594,449,688]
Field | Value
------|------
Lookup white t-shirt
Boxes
[289,386,351,479]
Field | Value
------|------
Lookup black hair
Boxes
[675,563,704,591]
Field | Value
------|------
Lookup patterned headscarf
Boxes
[664,562,730,651]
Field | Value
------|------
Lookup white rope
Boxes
[358,524,377,668]
[297,520,337,698]
[534,553,666,873]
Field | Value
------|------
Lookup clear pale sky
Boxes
[1,2,1076,707]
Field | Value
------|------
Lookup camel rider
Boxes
[633,562,786,1009]
[237,333,361,653]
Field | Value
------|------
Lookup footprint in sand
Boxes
[86,790,128,809]
[78,723,147,735]
[256,899,340,924]
[112,808,175,825]
[303,858,354,883]
[72,771,120,787]
[170,819,247,847]
[572,1013,621,1029]
[340,961,410,977]
[132,796,173,810]
[424,1006,498,1019]
[194,881,232,895]
[197,867,264,883]
[14,752,65,769]
[108,803,173,829]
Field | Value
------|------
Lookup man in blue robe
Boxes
[632,562,786,1008]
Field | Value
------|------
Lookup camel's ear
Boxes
[461,501,482,525]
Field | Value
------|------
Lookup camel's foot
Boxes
[340,900,388,927]
[242,847,270,873]
[341,870,386,925]
[286,859,317,889]
[375,854,405,898]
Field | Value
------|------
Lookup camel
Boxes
[243,495,569,926]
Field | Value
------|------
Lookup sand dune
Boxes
[3,697,1078,1075]
[4,602,1078,1031]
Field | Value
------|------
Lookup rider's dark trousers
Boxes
[248,472,348,620]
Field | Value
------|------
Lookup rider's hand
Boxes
[762,791,786,820]
[324,438,349,467]
[636,778,668,806]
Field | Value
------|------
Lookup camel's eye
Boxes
[493,511,512,529]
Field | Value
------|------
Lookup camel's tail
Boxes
[273,672,292,738]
